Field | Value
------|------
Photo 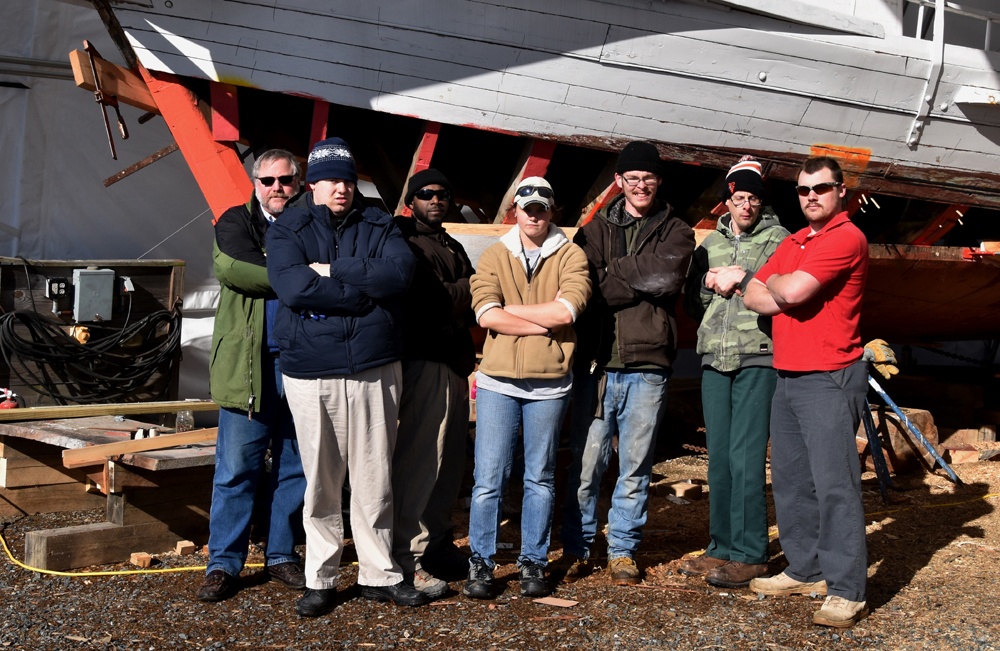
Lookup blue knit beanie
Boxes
[306,137,358,184]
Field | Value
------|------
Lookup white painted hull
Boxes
[106,0,1000,204]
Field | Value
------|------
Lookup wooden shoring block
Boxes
[175,540,197,555]
[0,458,83,488]
[25,521,181,571]
[68,49,157,114]
[130,552,153,568]
[105,464,213,528]
[0,483,105,519]
[62,428,218,469]
[858,406,939,474]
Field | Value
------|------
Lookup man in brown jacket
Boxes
[560,141,695,584]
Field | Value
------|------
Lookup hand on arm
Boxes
[478,306,549,336]
[705,265,745,298]
[502,290,573,329]
[743,278,782,316]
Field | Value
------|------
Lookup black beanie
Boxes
[616,141,663,176]
[725,156,766,200]
[405,168,453,205]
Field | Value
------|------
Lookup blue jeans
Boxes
[468,387,570,567]
[207,356,306,576]
[562,369,668,560]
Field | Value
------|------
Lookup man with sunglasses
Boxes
[744,156,870,628]
[681,156,788,589]
[390,169,476,597]
[561,141,695,585]
[199,148,307,603]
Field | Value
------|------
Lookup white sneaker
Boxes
[407,568,448,599]
[813,595,869,628]
[749,571,828,597]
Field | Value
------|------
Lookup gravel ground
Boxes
[1,453,998,651]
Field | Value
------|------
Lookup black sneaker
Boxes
[296,588,338,617]
[518,560,551,597]
[462,557,495,600]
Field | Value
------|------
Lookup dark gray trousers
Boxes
[770,358,868,602]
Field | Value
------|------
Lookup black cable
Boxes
[0,307,182,405]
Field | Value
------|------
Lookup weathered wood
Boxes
[130,552,154,568]
[24,521,180,571]
[0,400,217,423]
[0,483,105,519]
[859,407,940,474]
[62,428,218,469]
[0,459,84,488]
[68,48,158,114]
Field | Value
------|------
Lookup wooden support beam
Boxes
[0,399,217,423]
[908,204,970,245]
[0,482,105,519]
[25,521,180,571]
[575,157,620,227]
[62,428,217,469]
[209,82,240,142]
[310,99,330,148]
[395,121,442,217]
[496,139,557,224]
[69,49,157,114]
[138,66,252,222]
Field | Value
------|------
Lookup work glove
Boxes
[863,338,899,380]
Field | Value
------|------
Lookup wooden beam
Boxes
[908,204,970,245]
[62,428,218,469]
[309,99,330,148]
[138,65,252,222]
[69,49,158,114]
[24,521,182,571]
[395,121,442,217]
[496,139,557,224]
[0,483,106,519]
[0,399,217,423]
[209,82,240,142]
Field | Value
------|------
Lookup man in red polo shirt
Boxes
[743,156,869,629]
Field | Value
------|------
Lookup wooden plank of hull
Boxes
[108,2,1000,203]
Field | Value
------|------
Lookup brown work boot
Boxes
[750,571,828,597]
[705,561,769,588]
[813,596,869,628]
[197,570,240,602]
[678,554,728,577]
[608,557,640,585]
[553,553,592,583]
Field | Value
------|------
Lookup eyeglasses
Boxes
[413,188,452,201]
[729,195,762,208]
[795,182,841,197]
[515,185,554,199]
[621,175,659,188]
[257,175,296,187]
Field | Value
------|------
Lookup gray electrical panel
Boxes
[72,268,115,322]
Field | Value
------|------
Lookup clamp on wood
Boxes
[83,40,129,160]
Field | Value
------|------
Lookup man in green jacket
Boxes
[680,156,788,588]
[198,149,307,602]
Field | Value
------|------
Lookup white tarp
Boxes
[1,0,219,400]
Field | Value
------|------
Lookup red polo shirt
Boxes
[755,212,868,371]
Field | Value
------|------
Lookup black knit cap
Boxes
[616,141,663,176]
[405,168,454,205]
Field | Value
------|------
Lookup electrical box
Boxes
[72,268,115,322]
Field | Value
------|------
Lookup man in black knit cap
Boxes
[560,141,695,585]
[391,169,476,597]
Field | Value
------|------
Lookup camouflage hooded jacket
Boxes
[683,209,789,373]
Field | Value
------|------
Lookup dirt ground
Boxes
[0,443,997,651]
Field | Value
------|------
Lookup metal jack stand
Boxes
[867,374,963,486]
[861,399,893,504]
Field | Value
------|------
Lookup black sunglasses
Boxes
[257,175,296,187]
[516,185,554,199]
[795,181,841,197]
[413,188,451,201]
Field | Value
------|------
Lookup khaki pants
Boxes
[392,359,469,572]
[283,362,403,589]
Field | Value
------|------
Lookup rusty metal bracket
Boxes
[83,40,129,160]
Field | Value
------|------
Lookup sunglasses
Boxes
[795,181,841,197]
[413,188,451,201]
[257,175,296,187]
[516,185,554,199]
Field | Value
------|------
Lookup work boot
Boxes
[463,557,495,600]
[196,570,239,602]
[267,561,306,590]
[405,567,448,599]
[750,571,828,597]
[554,553,592,583]
[678,554,728,577]
[705,561,769,588]
[813,595,869,628]
[518,560,551,597]
[608,556,641,585]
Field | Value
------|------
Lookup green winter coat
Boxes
[209,200,272,412]
[684,210,789,373]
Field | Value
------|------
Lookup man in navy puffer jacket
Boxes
[266,137,423,616]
